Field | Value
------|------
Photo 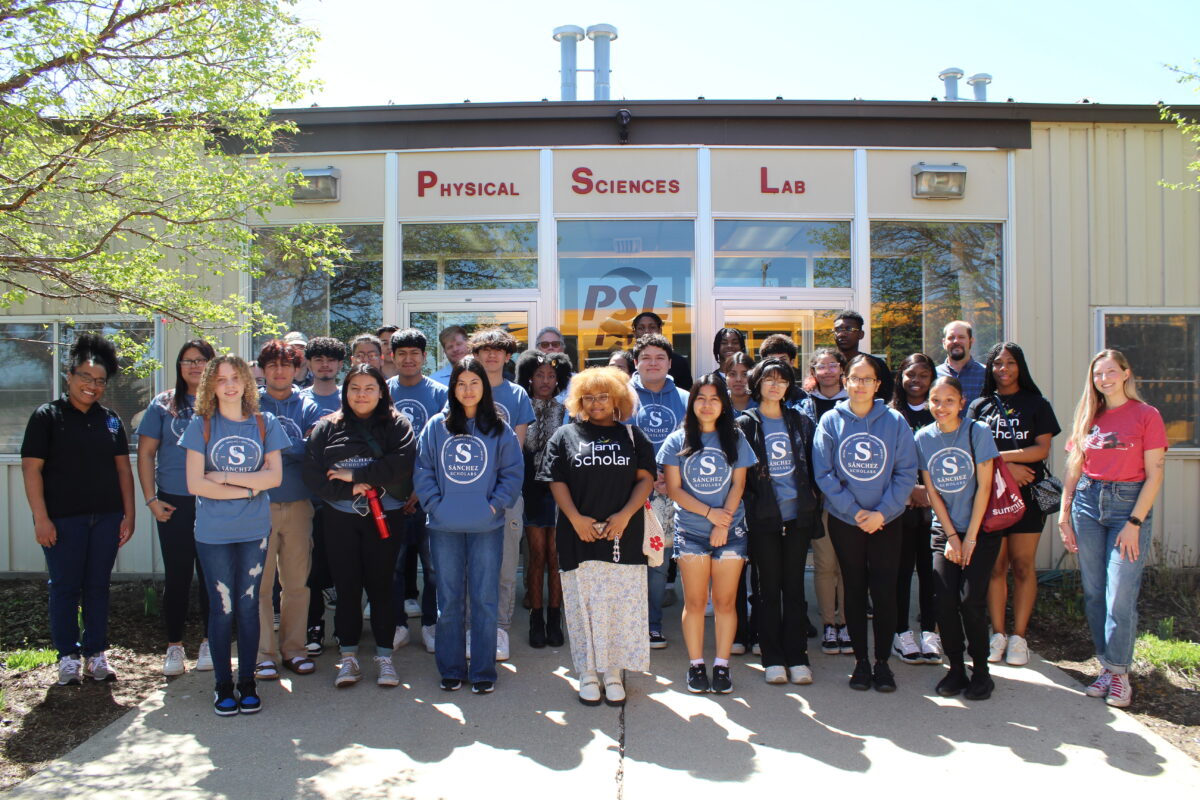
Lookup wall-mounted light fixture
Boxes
[911,162,966,199]
[292,167,341,203]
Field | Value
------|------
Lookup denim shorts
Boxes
[522,489,557,527]
[673,522,748,560]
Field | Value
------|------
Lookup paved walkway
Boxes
[10,600,1200,799]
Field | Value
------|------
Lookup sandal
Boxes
[283,656,315,675]
[254,661,280,680]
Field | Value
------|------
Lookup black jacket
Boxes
[735,407,821,535]
[304,412,416,503]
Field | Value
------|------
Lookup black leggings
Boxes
[896,506,936,633]
[307,506,333,630]
[749,518,814,668]
[933,530,1002,670]
[828,515,902,662]
[323,506,403,652]
[156,492,207,642]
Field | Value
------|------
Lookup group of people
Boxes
[21,311,1167,715]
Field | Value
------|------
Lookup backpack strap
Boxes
[255,412,266,444]
[203,415,211,446]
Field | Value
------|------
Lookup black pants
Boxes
[749,518,814,667]
[323,506,403,651]
[896,506,936,633]
[735,563,757,649]
[828,515,902,662]
[932,530,1002,670]
[307,506,334,630]
[156,492,207,642]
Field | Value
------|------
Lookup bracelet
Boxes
[145,496,158,506]
[247,487,253,500]
[704,508,710,520]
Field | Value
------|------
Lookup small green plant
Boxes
[4,648,58,671]
[1136,633,1200,678]
[144,584,159,617]
[1156,616,1176,640]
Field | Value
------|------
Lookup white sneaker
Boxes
[1106,672,1132,707]
[578,670,602,705]
[921,631,944,664]
[495,628,510,662]
[84,652,115,682]
[162,645,186,677]
[422,624,437,653]
[404,598,422,618]
[334,654,361,687]
[837,625,854,655]
[1085,669,1113,698]
[375,656,399,687]
[196,640,213,671]
[57,655,82,685]
[730,642,746,656]
[988,632,1007,663]
[1005,634,1029,666]
[788,665,814,685]
[893,631,922,664]
[764,666,788,684]
[393,625,411,649]
[602,672,625,704]
[751,643,761,656]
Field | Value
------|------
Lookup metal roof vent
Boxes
[967,73,992,101]
[938,68,964,101]
[553,26,585,101]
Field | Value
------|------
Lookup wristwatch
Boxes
[1128,516,1143,527]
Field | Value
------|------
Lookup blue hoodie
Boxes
[414,412,524,534]
[627,373,690,450]
[812,399,918,526]
[258,387,323,503]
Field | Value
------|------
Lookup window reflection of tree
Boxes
[401,222,538,291]
[1106,314,1199,447]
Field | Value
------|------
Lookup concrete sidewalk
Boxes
[10,603,1200,799]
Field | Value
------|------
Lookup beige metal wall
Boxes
[1015,122,1200,568]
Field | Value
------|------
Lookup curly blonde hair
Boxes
[194,355,260,419]
[565,366,638,422]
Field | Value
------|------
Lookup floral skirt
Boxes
[561,560,649,674]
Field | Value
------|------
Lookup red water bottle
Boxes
[364,487,390,539]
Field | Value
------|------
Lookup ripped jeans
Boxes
[197,538,267,686]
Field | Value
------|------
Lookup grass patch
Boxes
[1137,633,1200,677]
[3,648,57,672]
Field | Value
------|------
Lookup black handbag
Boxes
[1031,465,1064,514]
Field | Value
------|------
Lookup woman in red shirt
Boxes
[1058,349,1167,709]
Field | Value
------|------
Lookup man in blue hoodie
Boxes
[629,333,689,649]
[256,340,324,679]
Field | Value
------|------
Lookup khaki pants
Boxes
[257,500,315,663]
[812,513,845,626]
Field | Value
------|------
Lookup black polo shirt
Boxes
[21,397,128,519]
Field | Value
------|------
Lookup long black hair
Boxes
[515,349,572,396]
[679,372,740,465]
[981,341,1044,397]
[712,327,747,364]
[339,364,396,423]
[446,356,502,436]
[172,338,215,414]
[890,352,936,409]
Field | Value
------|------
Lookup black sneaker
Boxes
[213,682,238,716]
[686,664,710,693]
[306,626,324,657]
[848,659,872,691]
[649,631,668,649]
[711,665,733,694]
[806,619,818,638]
[873,661,897,693]
[236,679,261,714]
[821,624,839,655]
[964,670,994,701]
[440,677,463,692]
[936,666,969,697]
[471,681,495,694]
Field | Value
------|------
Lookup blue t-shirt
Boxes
[915,420,999,533]
[179,412,292,545]
[136,392,195,496]
[761,414,799,522]
[300,386,342,416]
[490,380,535,429]
[657,429,757,536]
[258,388,323,503]
[387,375,448,436]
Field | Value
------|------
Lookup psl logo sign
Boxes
[581,266,661,347]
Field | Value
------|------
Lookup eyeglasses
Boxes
[581,393,611,405]
[833,326,862,334]
[72,373,108,387]
[179,358,209,367]
[814,363,842,373]
[846,376,878,386]
[537,340,564,350]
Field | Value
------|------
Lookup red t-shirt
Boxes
[1072,400,1168,482]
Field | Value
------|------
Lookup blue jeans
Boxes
[1071,476,1152,674]
[429,527,504,684]
[393,510,438,627]
[646,492,674,633]
[196,538,267,685]
[43,513,122,660]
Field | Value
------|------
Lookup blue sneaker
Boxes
[236,679,261,714]
[213,683,238,716]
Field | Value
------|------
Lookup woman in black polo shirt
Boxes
[21,333,136,686]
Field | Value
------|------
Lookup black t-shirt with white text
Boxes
[968,391,1061,483]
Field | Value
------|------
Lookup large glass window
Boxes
[558,220,694,370]
[0,320,156,454]
[1103,312,1200,448]
[870,221,1003,369]
[715,220,851,288]
[401,222,538,291]
[252,225,383,351]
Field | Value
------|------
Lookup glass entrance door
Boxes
[400,301,535,377]
[714,300,850,375]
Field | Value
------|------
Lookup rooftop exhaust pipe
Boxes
[967,73,992,101]
[939,68,964,101]
[553,25,585,101]
[587,24,618,101]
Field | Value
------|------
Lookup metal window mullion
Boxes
[852,149,872,353]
